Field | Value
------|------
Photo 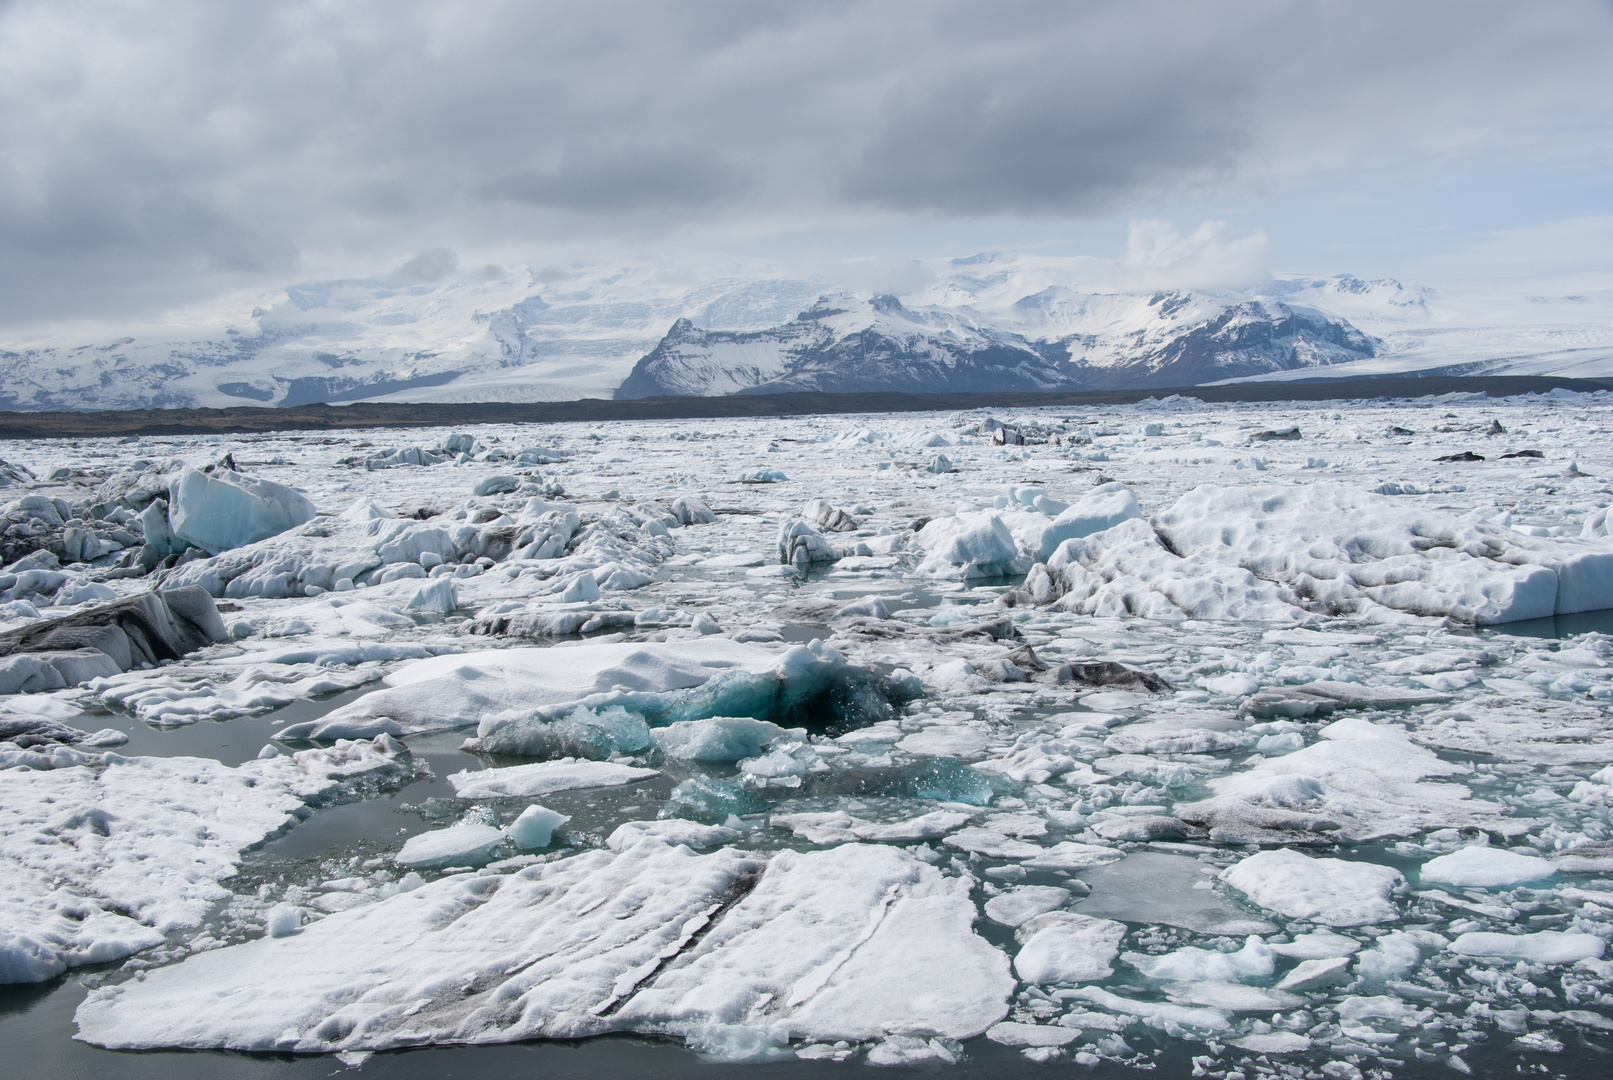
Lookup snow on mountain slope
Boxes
[1221,279,1613,385]
[0,254,1606,410]
[616,290,1377,398]
[616,294,1078,399]
[0,267,824,411]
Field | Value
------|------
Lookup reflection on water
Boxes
[1494,607,1613,640]
[6,971,1605,1079]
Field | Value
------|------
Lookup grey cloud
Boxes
[0,0,1607,325]
[391,248,458,283]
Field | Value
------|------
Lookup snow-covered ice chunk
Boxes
[1268,929,1362,959]
[1153,482,1613,624]
[404,576,457,614]
[1219,849,1403,927]
[1229,1032,1312,1054]
[471,474,520,496]
[469,705,652,760]
[1126,936,1274,983]
[0,738,410,984]
[396,823,507,868]
[1063,986,1229,1032]
[77,843,1011,1051]
[986,1021,1080,1047]
[1178,716,1500,843]
[1448,930,1605,964]
[777,517,839,568]
[912,512,1030,580]
[1012,911,1128,985]
[263,904,302,939]
[168,467,317,554]
[1032,483,1142,562]
[652,717,790,762]
[1164,981,1300,1011]
[772,810,971,846]
[324,639,892,738]
[669,497,716,526]
[605,819,739,853]
[614,843,1011,1042]
[448,759,658,799]
[1420,844,1556,888]
[1274,956,1353,991]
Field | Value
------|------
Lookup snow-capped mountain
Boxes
[616,290,1378,398]
[0,254,1605,410]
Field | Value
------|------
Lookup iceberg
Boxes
[333,638,905,739]
[167,467,317,554]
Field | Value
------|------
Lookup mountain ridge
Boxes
[615,291,1379,398]
[0,256,1605,410]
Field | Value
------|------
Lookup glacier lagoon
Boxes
[3,389,1613,1077]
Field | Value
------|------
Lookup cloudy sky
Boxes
[1,0,1609,327]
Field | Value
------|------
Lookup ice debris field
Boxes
[5,389,1613,1076]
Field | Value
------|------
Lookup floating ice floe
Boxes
[1176,716,1502,843]
[448,758,659,798]
[75,841,1012,1053]
[1420,844,1557,887]
[1,737,411,984]
[313,637,905,742]
[1219,849,1405,927]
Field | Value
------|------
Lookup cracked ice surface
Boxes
[0,390,1612,1071]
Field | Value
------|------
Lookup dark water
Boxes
[14,972,1604,1080]
[15,619,1613,1077]
[1496,608,1613,640]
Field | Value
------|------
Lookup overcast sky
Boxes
[1,0,1609,327]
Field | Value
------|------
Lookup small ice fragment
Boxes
[1268,930,1361,959]
[507,805,568,849]
[395,823,506,868]
[448,759,658,799]
[1229,1032,1311,1053]
[984,886,1071,927]
[472,475,520,496]
[1275,955,1353,991]
[264,904,302,938]
[986,1021,1080,1047]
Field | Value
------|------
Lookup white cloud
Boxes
[1121,220,1272,291]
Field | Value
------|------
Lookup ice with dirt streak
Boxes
[0,390,1606,1069]
[75,840,1012,1051]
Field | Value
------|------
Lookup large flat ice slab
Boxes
[74,842,1011,1052]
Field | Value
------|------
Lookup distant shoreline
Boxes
[0,374,1607,439]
